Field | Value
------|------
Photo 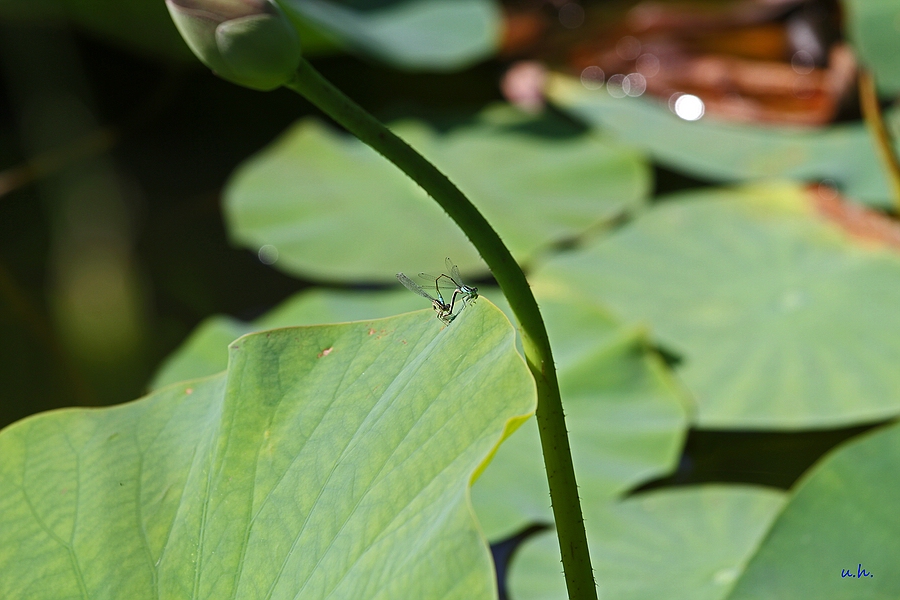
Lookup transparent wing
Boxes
[417,272,458,293]
[444,257,477,295]
[397,272,436,300]
[446,257,461,283]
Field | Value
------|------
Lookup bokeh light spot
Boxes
[818,179,838,200]
[791,50,814,75]
[616,36,641,61]
[258,244,279,265]
[559,3,585,29]
[673,94,704,120]
[623,73,646,97]
[580,66,605,90]
[636,53,660,77]
[607,74,627,98]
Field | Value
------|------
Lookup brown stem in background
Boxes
[859,69,900,212]
[0,70,185,200]
[0,128,117,199]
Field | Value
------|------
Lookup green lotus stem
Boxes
[285,58,597,600]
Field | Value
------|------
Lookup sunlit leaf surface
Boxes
[843,0,900,95]
[509,486,787,600]
[151,284,689,558]
[535,183,900,428]
[729,420,900,599]
[547,73,897,208]
[149,289,428,390]
[280,0,500,70]
[0,304,534,599]
[472,289,690,539]
[224,105,650,282]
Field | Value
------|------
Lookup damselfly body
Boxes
[418,257,479,320]
[397,272,453,324]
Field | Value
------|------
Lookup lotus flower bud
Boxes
[166,0,302,91]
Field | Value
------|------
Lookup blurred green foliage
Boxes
[2,0,900,598]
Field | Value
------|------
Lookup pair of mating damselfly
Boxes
[397,257,479,325]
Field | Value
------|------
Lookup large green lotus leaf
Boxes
[546,73,896,208]
[843,0,900,95]
[0,303,534,599]
[728,420,900,599]
[509,486,787,600]
[535,183,900,429]
[151,280,689,541]
[224,105,650,282]
[150,288,427,389]
[150,315,256,390]
[472,284,691,539]
[150,283,636,389]
[152,283,508,391]
[279,0,499,71]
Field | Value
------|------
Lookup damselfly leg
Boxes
[417,257,479,321]
[445,257,478,307]
[397,272,453,324]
